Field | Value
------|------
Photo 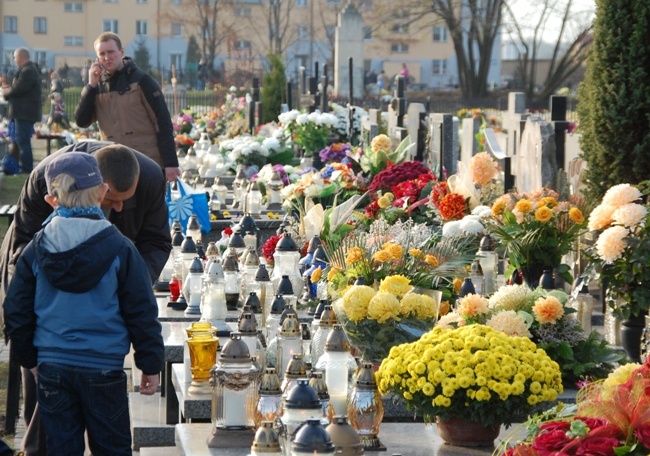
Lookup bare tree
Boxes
[268,0,297,55]
[503,0,593,100]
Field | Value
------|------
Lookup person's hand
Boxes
[30,366,38,382]
[140,373,160,396]
[165,167,181,182]
[88,60,103,87]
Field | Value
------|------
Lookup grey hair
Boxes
[49,173,103,208]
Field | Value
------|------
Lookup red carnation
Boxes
[368,161,432,194]
[262,235,281,265]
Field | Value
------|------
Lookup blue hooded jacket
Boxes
[4,214,164,375]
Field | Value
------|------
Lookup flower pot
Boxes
[436,416,501,447]
[519,264,545,289]
[621,311,647,363]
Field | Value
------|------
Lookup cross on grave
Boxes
[320,63,329,113]
[406,103,426,162]
[550,95,570,172]
[460,117,482,163]
[246,78,261,134]
[516,117,558,193]
[426,113,456,180]
[360,109,379,149]
[502,92,529,158]
[484,127,515,192]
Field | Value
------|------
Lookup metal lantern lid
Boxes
[307,236,322,253]
[240,213,258,232]
[291,420,335,453]
[228,231,247,249]
[259,368,282,395]
[478,234,496,252]
[355,362,378,390]
[180,235,197,253]
[238,312,257,335]
[245,292,262,313]
[187,214,201,232]
[313,300,328,319]
[285,354,306,379]
[172,231,185,247]
[277,275,294,295]
[301,323,311,341]
[325,416,364,455]
[189,257,204,274]
[205,241,219,258]
[254,264,271,282]
[312,246,328,264]
[235,167,247,182]
[269,169,283,185]
[319,305,338,327]
[284,380,321,410]
[251,421,282,453]
[218,332,251,363]
[206,260,224,280]
[280,314,301,337]
[171,220,183,234]
[325,324,350,352]
[270,295,287,315]
[222,253,240,272]
[280,304,298,326]
[244,248,260,267]
[275,233,299,252]
[308,371,329,400]
[214,176,228,189]
[249,180,261,193]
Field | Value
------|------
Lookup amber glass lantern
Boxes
[187,331,219,394]
[254,368,283,428]
[348,361,384,450]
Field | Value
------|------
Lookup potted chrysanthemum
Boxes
[376,324,564,447]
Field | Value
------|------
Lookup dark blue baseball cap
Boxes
[45,152,104,195]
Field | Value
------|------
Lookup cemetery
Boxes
[2,0,650,455]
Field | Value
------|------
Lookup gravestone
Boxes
[550,95,569,171]
[361,109,379,149]
[516,117,557,193]
[247,78,261,134]
[426,113,455,179]
[461,117,481,163]
[452,117,460,166]
[502,92,528,158]
[407,103,426,161]
[387,77,407,148]
[334,4,364,98]
[484,128,515,192]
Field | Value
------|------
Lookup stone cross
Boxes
[502,92,528,158]
[406,103,426,161]
[516,117,557,193]
[426,113,456,179]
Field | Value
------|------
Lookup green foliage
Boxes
[577,0,650,206]
[186,35,202,65]
[261,54,287,124]
[132,36,152,74]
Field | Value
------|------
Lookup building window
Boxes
[171,21,182,36]
[34,17,47,34]
[432,59,447,74]
[64,2,84,12]
[103,19,119,34]
[433,25,447,42]
[104,0,118,3]
[296,0,307,6]
[391,23,409,34]
[4,16,17,34]
[234,6,251,17]
[136,0,148,3]
[394,9,409,19]
[234,40,251,50]
[33,51,47,68]
[64,36,84,47]
[391,42,409,54]
[363,26,372,40]
[136,20,148,36]
[297,25,309,40]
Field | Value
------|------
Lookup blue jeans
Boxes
[14,119,34,173]
[37,363,132,456]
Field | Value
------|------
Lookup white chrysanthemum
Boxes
[278,109,300,125]
[588,204,616,231]
[602,184,642,208]
[436,312,466,329]
[307,111,321,125]
[596,225,629,263]
[296,113,309,125]
[486,310,532,337]
[262,137,281,152]
[612,203,647,228]
[321,113,340,128]
[471,205,493,217]
[488,284,534,311]
[459,216,484,235]
[305,184,324,198]
[442,220,462,238]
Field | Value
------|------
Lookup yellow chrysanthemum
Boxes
[310,267,322,283]
[342,285,376,323]
[453,278,463,293]
[373,250,392,263]
[492,200,507,216]
[568,207,585,224]
[367,291,401,323]
[345,246,364,264]
[371,134,392,153]
[424,255,439,267]
[409,248,423,258]
[327,267,341,282]
[383,242,404,259]
[515,198,533,213]
[400,293,438,319]
[379,275,412,298]
[534,206,553,222]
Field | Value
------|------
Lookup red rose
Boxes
[261,235,281,264]
[634,423,650,448]
[575,417,607,432]
[223,226,233,236]
[540,421,571,433]
[575,436,619,456]
[532,430,571,456]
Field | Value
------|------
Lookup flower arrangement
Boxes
[499,358,650,456]
[360,135,414,178]
[583,182,650,320]
[486,188,587,284]
[331,275,441,361]
[376,324,563,427]
[319,142,351,164]
[278,109,339,156]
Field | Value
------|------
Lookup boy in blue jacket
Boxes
[3,152,164,455]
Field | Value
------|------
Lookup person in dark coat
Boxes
[1,48,42,173]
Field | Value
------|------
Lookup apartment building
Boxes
[0,0,501,90]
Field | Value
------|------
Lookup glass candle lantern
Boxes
[309,371,334,423]
[240,247,260,298]
[255,368,283,428]
[325,416,364,456]
[311,305,337,367]
[280,380,325,453]
[210,333,259,430]
[266,295,286,342]
[180,235,198,285]
[201,260,228,324]
[250,421,283,456]
[469,259,484,296]
[222,252,241,311]
[186,214,202,245]
[238,177,250,211]
[225,230,248,263]
[213,176,229,209]
[243,292,263,329]
[204,241,220,272]
[239,213,260,250]
[290,419,336,456]
[232,166,247,208]
[570,281,595,334]
[280,354,308,399]
[310,300,328,336]
[209,190,222,215]
[250,265,274,330]
[169,273,181,302]
[184,321,216,382]
[247,181,263,218]
[477,234,498,296]
[271,234,304,299]
[183,147,199,171]
[187,331,219,395]
[265,168,284,211]
[348,361,384,450]
[183,257,204,315]
[238,311,260,366]
[277,314,303,379]
[277,275,298,309]
[315,324,351,416]
[301,323,312,369]
[303,246,328,301]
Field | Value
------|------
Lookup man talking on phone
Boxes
[74,32,180,182]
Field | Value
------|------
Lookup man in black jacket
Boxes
[1,48,42,173]
[0,141,171,456]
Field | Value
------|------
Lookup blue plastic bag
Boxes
[166,180,211,234]
[1,154,20,175]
